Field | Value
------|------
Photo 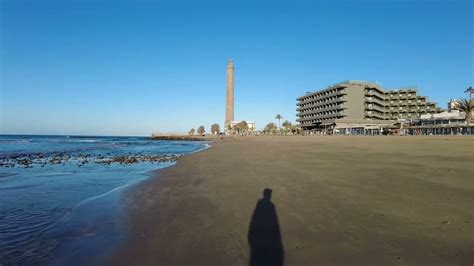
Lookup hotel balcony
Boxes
[298,98,345,110]
[364,91,385,100]
[298,89,347,104]
[298,105,345,115]
[365,110,385,118]
[365,97,387,107]
[365,104,386,113]
[298,112,344,122]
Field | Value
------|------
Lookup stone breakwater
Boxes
[0,152,182,168]
[150,134,218,141]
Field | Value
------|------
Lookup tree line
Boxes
[262,114,301,135]
[188,124,222,136]
[188,114,301,136]
[187,121,250,135]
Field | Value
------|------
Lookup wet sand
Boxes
[106,136,474,265]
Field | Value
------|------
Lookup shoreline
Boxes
[105,136,474,265]
[48,142,212,266]
[83,141,212,265]
[45,161,179,266]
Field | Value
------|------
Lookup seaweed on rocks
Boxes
[0,152,182,168]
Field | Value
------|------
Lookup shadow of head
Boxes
[263,188,272,201]
[248,188,284,266]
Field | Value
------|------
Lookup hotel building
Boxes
[296,80,443,133]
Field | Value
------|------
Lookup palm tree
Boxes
[264,123,278,135]
[465,86,473,101]
[197,125,205,135]
[457,98,473,124]
[236,121,249,135]
[188,128,195,135]
[281,120,292,134]
[211,123,220,134]
[275,114,283,130]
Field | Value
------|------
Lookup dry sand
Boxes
[106,136,474,265]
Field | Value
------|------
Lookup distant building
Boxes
[406,110,473,135]
[296,80,444,134]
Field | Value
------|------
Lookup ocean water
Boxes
[0,135,207,265]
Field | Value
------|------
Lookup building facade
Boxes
[403,110,473,135]
[297,80,443,133]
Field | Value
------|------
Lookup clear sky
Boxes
[1,0,472,136]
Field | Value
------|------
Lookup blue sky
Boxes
[1,0,472,136]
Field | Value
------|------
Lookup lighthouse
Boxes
[225,59,235,130]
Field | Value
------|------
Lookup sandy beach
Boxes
[106,136,474,265]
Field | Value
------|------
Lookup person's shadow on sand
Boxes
[248,188,284,266]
